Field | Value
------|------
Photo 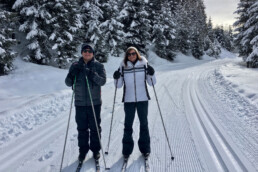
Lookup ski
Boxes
[95,159,100,172]
[144,157,150,172]
[75,160,83,172]
[142,153,150,172]
[121,157,129,172]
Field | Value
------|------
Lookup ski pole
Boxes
[105,80,118,155]
[151,78,175,160]
[60,77,76,172]
[85,76,110,170]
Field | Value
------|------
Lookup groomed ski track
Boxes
[0,59,257,172]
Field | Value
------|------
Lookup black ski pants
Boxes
[75,105,101,157]
[122,101,150,156]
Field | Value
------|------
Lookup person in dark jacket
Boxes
[65,44,106,162]
[113,46,156,159]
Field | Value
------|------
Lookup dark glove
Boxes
[68,63,81,79]
[147,64,155,75]
[113,70,121,79]
[84,68,95,80]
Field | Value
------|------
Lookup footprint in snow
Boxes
[38,151,54,161]
[70,134,77,141]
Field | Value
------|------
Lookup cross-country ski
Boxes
[143,155,150,172]
[95,159,100,172]
[120,156,129,172]
[75,160,83,172]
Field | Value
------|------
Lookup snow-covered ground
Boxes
[0,50,257,172]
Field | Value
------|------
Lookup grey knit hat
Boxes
[81,43,94,54]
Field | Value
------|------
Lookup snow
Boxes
[26,30,38,39]
[22,6,37,16]
[65,31,73,41]
[27,41,39,50]
[0,47,6,55]
[0,50,257,172]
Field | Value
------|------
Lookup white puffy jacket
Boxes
[114,56,156,102]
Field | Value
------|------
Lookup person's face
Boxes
[127,49,137,63]
[82,49,94,62]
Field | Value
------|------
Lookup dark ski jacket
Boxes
[65,57,106,106]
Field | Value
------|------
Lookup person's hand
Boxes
[84,68,95,80]
[113,70,121,79]
[69,63,81,79]
[147,64,155,75]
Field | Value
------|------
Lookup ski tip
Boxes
[171,156,175,161]
[105,152,108,155]
[105,167,110,170]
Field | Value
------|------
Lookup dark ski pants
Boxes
[122,101,150,156]
[75,105,101,157]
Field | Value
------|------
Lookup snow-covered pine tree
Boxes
[99,0,126,57]
[174,1,192,54]
[191,31,204,59]
[233,0,256,62]
[207,17,215,43]
[80,0,108,62]
[204,36,221,58]
[147,0,176,60]
[194,0,207,43]
[224,26,234,52]
[213,26,234,52]
[48,0,82,68]
[204,18,213,51]
[245,1,258,68]
[214,26,227,48]
[12,0,52,64]
[163,0,177,60]
[0,6,17,75]
[147,0,165,57]
[204,17,222,58]
[188,0,206,59]
[120,0,151,55]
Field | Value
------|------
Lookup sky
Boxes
[204,0,239,28]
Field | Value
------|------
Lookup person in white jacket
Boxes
[113,46,156,159]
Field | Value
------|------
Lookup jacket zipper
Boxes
[133,65,137,102]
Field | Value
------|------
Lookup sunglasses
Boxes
[127,52,137,57]
[82,49,93,53]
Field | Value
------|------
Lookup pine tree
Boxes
[174,1,191,54]
[100,0,126,57]
[12,0,52,64]
[80,0,108,62]
[163,0,177,60]
[207,17,215,43]
[191,31,204,59]
[181,0,206,59]
[214,26,227,48]
[120,0,151,55]
[48,0,82,68]
[148,0,176,60]
[245,1,258,68]
[191,0,206,58]
[204,36,221,58]
[233,0,256,62]
[224,26,234,51]
[0,8,17,75]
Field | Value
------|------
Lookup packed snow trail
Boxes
[0,57,257,172]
